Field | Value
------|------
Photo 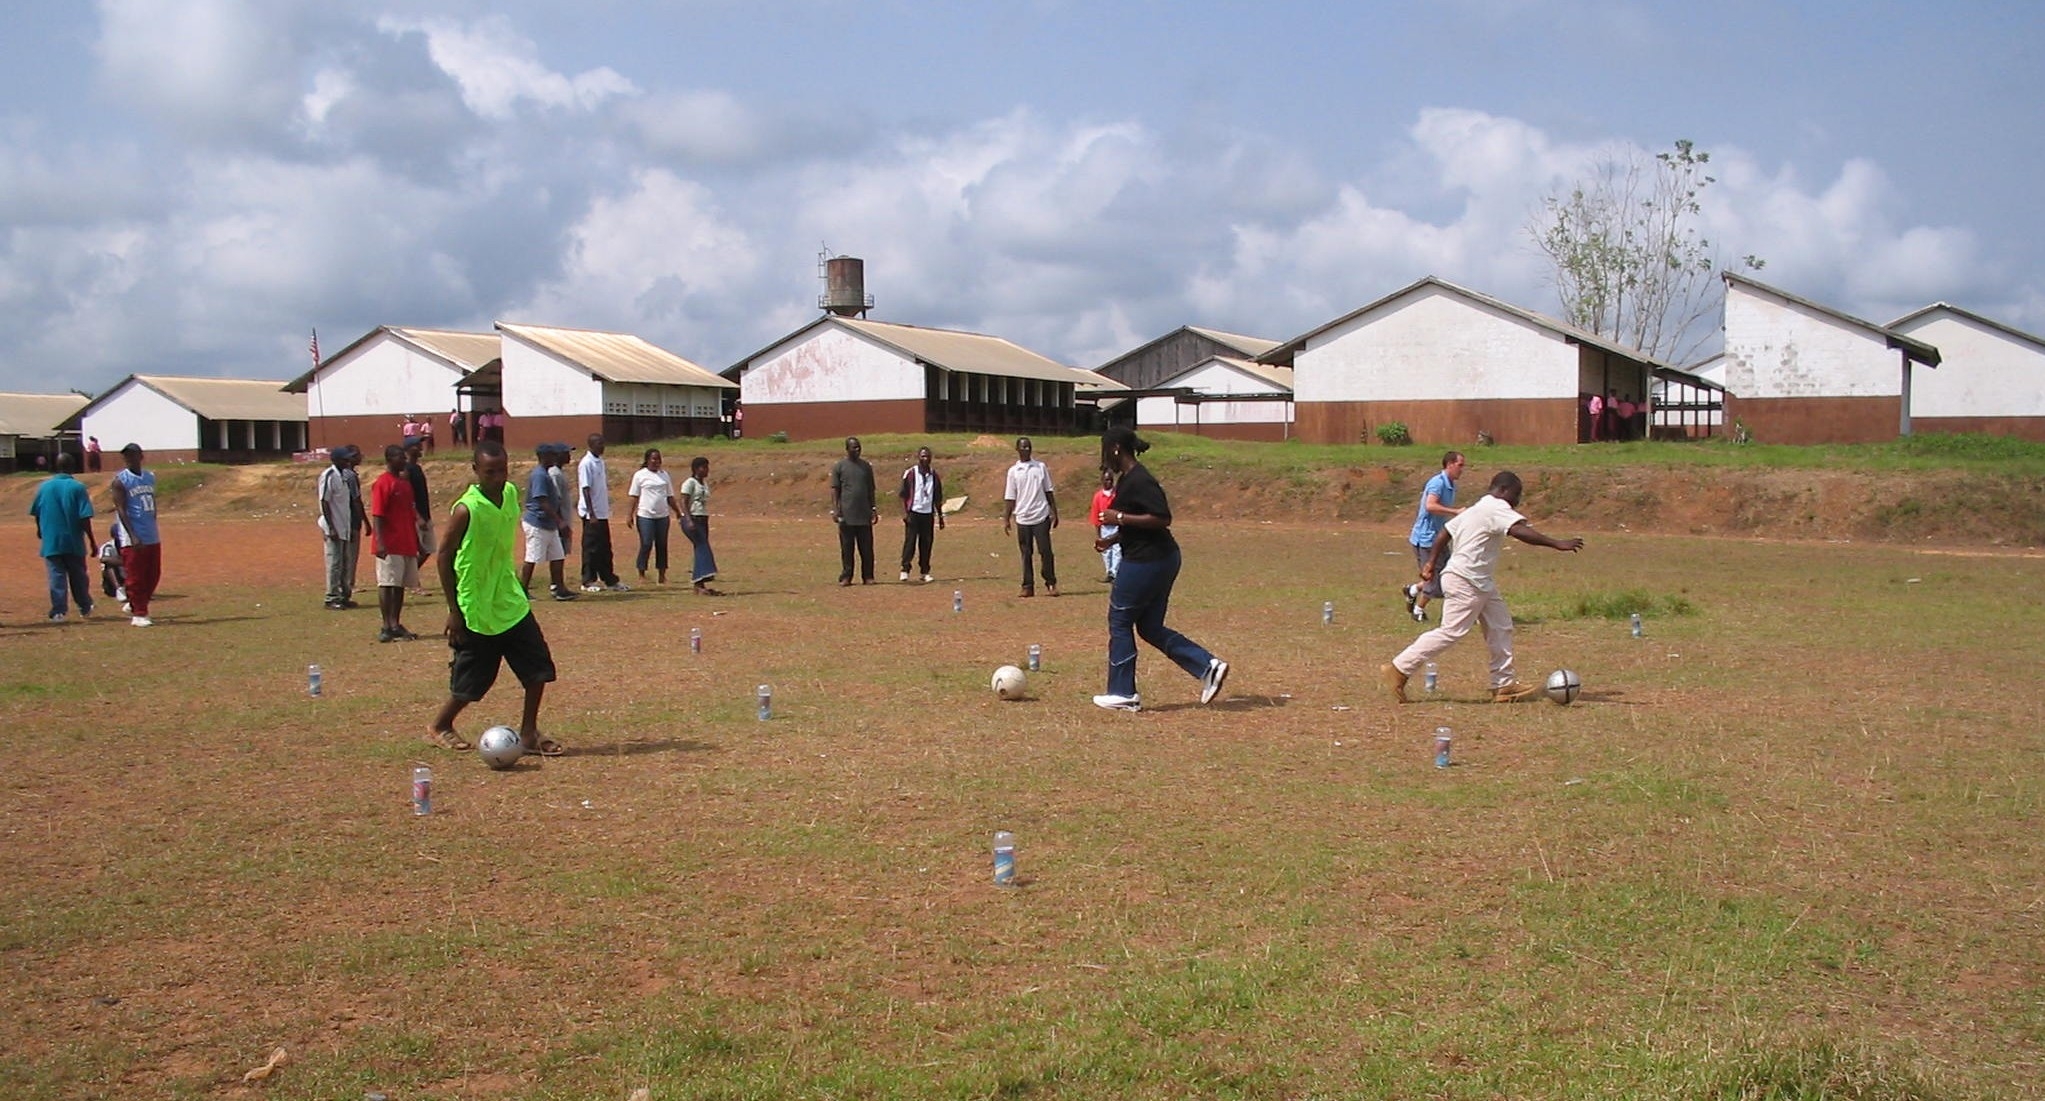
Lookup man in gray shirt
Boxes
[830,436,878,585]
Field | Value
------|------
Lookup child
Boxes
[370,443,422,642]
[428,440,563,757]
[1089,468,1119,582]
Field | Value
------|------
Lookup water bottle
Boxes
[1322,600,1334,626]
[953,589,964,613]
[756,684,772,721]
[1423,662,1438,694]
[1433,728,1452,770]
[1630,612,1643,639]
[411,766,433,815]
[993,830,1017,887]
[1027,644,1041,672]
[307,664,322,698]
[689,627,702,654]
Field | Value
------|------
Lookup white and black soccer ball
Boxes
[1544,669,1583,706]
[477,725,524,770]
[991,665,1028,701]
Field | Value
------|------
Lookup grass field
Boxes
[2,492,2041,1098]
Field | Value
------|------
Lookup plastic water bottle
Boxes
[756,684,772,721]
[1322,600,1334,625]
[993,830,1017,887]
[1433,728,1452,770]
[689,627,702,654]
[1630,612,1643,639]
[411,766,433,815]
[1027,644,1041,672]
[953,589,964,613]
[307,664,322,698]
[1423,662,1438,694]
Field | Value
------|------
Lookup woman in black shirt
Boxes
[1091,426,1229,711]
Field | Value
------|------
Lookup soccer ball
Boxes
[477,725,524,770]
[1544,669,1582,706]
[991,665,1028,700]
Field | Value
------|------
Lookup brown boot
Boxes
[1379,663,1409,704]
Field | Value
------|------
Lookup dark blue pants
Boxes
[635,515,669,574]
[1105,547,1213,699]
[45,553,93,617]
[683,515,717,583]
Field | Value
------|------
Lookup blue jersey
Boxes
[521,466,557,530]
[113,468,161,545]
[1408,470,1456,549]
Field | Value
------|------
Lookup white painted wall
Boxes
[1891,311,2045,418]
[502,336,602,417]
[1293,287,1575,402]
[82,381,198,452]
[1721,284,1907,399]
[740,323,922,404]
[602,382,725,418]
[308,332,471,418]
[1138,360,1291,426]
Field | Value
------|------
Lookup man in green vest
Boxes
[428,440,564,757]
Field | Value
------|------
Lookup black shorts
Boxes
[447,611,556,701]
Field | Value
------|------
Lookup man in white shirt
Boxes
[1381,470,1583,703]
[897,445,945,582]
[576,432,626,593]
[1002,436,1059,597]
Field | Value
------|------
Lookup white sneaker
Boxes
[130,615,153,627]
[115,587,126,602]
[1092,693,1142,712]
[607,582,631,592]
[1199,658,1230,704]
[900,571,911,582]
[580,583,604,593]
[48,613,66,623]
[121,601,133,614]
[921,574,934,584]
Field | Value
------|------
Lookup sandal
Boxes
[525,737,565,757]
[426,727,470,751]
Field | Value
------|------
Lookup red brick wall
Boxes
[1909,416,2045,442]
[744,400,926,442]
[1296,399,1576,446]
[1721,396,1903,444]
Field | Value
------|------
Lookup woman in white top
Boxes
[626,449,681,583]
[677,455,721,595]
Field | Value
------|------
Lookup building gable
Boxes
[1296,283,1581,403]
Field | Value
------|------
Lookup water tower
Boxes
[818,251,874,317]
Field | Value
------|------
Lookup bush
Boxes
[1374,422,1412,446]
[767,431,790,444]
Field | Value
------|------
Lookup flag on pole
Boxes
[309,328,320,370]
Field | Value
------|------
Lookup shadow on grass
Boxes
[1148,693,1290,714]
[560,738,718,758]
[1572,689,1639,706]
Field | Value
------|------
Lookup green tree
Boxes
[1530,139,1763,365]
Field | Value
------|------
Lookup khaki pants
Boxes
[1392,571,1516,689]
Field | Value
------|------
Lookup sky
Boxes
[2,0,2041,393]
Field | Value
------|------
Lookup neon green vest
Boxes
[453,482,530,636]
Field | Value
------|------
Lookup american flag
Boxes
[308,328,320,369]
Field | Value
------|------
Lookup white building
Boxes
[1719,273,1941,444]
[727,316,1120,441]
[78,376,307,464]
[1263,276,1671,445]
[1886,303,2045,440]
[289,326,500,452]
[496,322,736,448]
[1134,356,1294,441]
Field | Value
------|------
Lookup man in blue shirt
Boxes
[518,444,577,601]
[109,443,163,627]
[28,453,96,621]
[1400,451,1464,623]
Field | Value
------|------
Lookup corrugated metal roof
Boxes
[0,391,89,435]
[1184,326,1281,358]
[835,318,1124,389]
[498,322,736,389]
[103,376,307,422]
[1724,273,1940,367]
[394,328,502,371]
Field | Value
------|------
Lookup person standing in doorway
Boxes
[429,439,563,757]
[577,433,625,593]
[108,444,162,627]
[830,436,878,586]
[1089,468,1119,583]
[29,453,95,622]
[1400,451,1465,623]
[678,456,721,596]
[450,407,468,446]
[1381,470,1584,704]
[370,444,422,642]
[319,446,362,610]
[1091,427,1229,712]
[85,436,102,473]
[1003,436,1059,597]
[627,449,679,584]
[898,446,944,583]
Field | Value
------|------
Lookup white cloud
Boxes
[376,15,635,120]
[94,0,304,137]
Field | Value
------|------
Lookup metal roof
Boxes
[728,316,1121,390]
[1887,302,2045,355]
[498,322,735,389]
[0,391,89,436]
[285,326,501,392]
[1183,326,1281,359]
[1724,272,1940,367]
[1158,355,1293,393]
[84,375,306,422]
[1259,276,1674,370]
